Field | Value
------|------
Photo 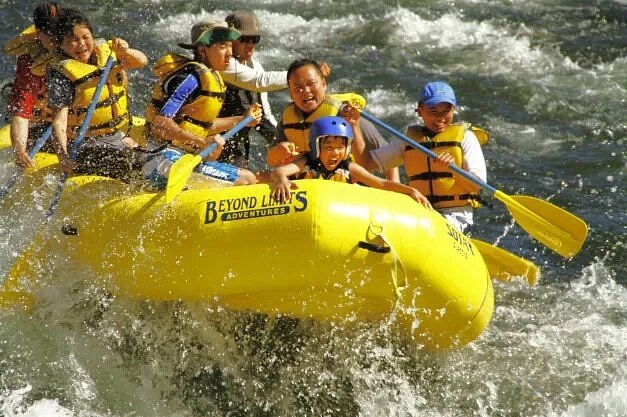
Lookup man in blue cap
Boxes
[351,81,488,234]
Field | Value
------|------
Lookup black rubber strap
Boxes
[358,241,391,254]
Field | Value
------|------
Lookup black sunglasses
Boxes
[239,36,261,44]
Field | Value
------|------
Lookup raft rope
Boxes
[367,222,408,300]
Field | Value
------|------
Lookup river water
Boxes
[0,0,625,416]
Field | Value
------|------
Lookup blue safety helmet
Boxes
[308,116,354,160]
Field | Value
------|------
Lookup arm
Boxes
[8,55,41,167]
[150,114,216,153]
[221,59,287,92]
[340,104,380,171]
[266,122,300,167]
[46,69,75,172]
[267,141,299,167]
[110,38,147,70]
[358,116,400,181]
[270,156,307,203]
[150,72,222,158]
[207,103,263,134]
[50,106,75,172]
[349,162,432,208]
[10,116,34,168]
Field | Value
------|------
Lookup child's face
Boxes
[417,102,455,133]
[200,41,232,71]
[318,136,348,170]
[60,24,93,63]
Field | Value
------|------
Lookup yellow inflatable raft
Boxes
[0,135,493,351]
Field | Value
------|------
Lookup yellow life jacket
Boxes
[53,39,130,139]
[404,122,489,209]
[5,25,38,57]
[301,158,351,182]
[145,53,225,141]
[281,93,365,153]
[4,25,55,123]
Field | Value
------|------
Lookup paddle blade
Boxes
[471,239,540,286]
[495,191,588,258]
[165,153,202,202]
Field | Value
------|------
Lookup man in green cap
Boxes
[142,20,262,187]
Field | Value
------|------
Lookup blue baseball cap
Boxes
[419,81,457,107]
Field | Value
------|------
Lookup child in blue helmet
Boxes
[270,116,432,206]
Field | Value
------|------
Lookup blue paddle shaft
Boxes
[45,55,116,222]
[198,115,255,160]
[28,125,53,158]
[360,111,497,195]
[69,55,116,160]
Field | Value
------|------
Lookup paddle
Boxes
[44,55,116,222]
[0,125,52,200]
[359,111,588,258]
[165,115,254,202]
[471,238,539,286]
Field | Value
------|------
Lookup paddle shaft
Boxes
[164,115,255,202]
[360,111,497,195]
[68,55,116,160]
[360,111,588,258]
[45,55,116,221]
[198,115,255,160]
[0,126,53,199]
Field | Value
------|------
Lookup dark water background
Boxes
[0,0,625,416]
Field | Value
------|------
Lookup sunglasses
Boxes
[239,36,261,44]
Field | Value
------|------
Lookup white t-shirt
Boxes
[221,58,287,93]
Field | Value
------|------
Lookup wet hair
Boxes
[52,8,93,44]
[33,2,60,35]
[286,58,323,84]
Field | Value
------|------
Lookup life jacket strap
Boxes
[71,90,126,116]
[405,141,462,151]
[283,121,312,130]
[71,112,129,135]
[197,90,225,101]
[427,193,479,204]
[408,172,453,181]
[176,114,214,129]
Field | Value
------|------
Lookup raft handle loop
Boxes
[365,222,408,300]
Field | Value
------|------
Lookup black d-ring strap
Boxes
[358,241,391,254]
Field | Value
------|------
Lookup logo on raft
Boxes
[204,191,308,224]
[445,223,476,259]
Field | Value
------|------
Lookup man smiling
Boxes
[266,58,400,182]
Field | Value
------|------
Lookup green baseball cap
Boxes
[178,20,240,49]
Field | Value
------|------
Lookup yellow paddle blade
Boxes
[165,153,202,203]
[332,93,366,109]
[471,239,540,286]
[495,191,588,258]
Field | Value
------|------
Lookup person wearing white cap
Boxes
[217,10,284,167]
[143,20,262,187]
[351,81,489,234]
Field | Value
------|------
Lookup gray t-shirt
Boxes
[46,69,75,109]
